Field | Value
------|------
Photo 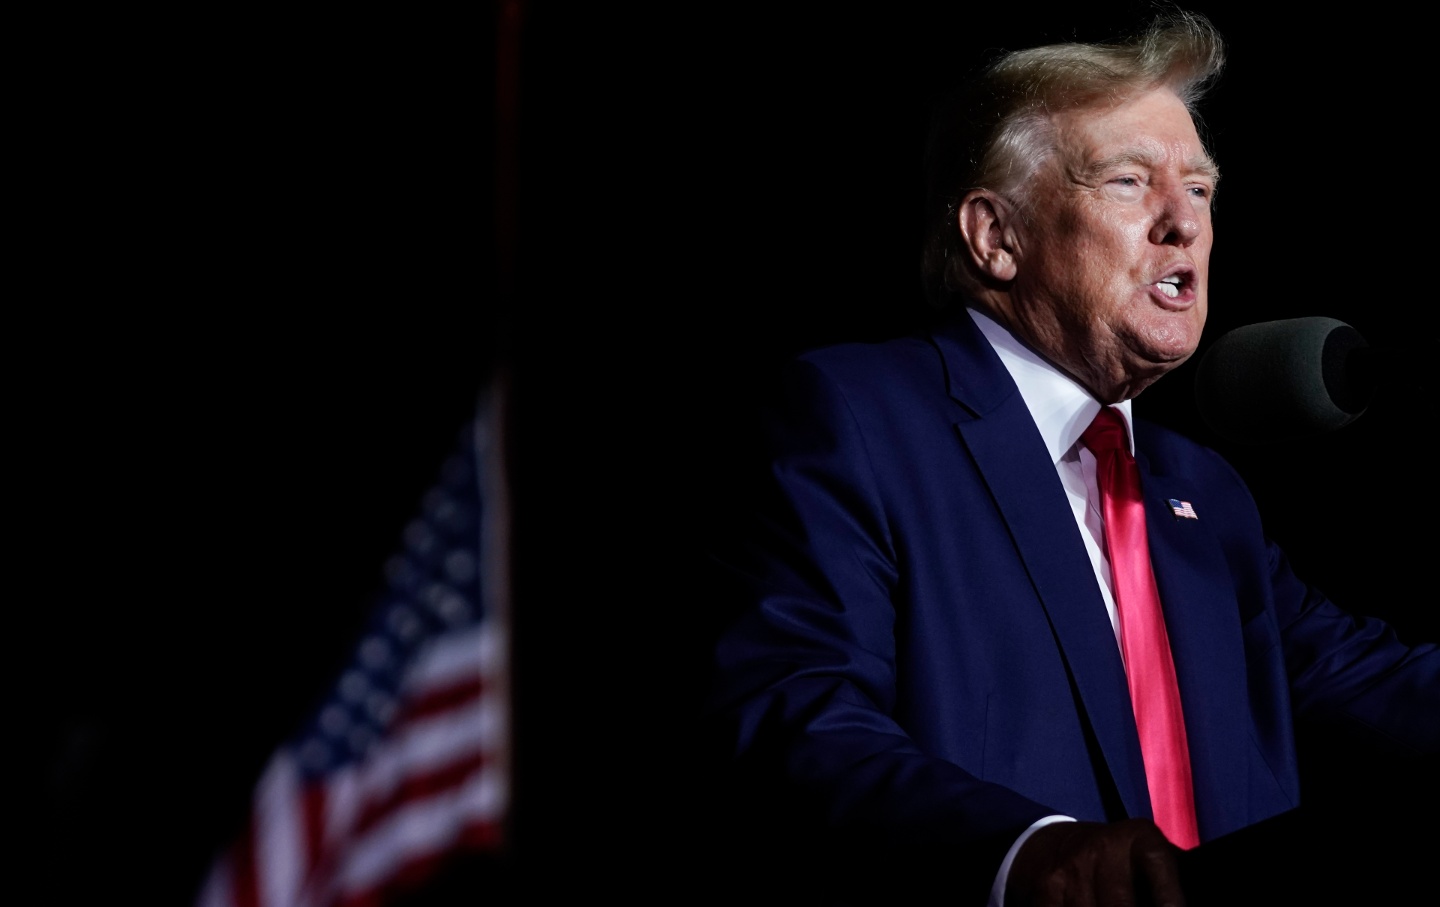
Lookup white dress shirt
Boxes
[967,305,1135,651]
[966,306,1135,907]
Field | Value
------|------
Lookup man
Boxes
[704,10,1438,906]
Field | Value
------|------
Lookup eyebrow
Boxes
[1087,150,1221,184]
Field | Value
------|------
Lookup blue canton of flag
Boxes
[1168,498,1198,520]
[195,382,511,907]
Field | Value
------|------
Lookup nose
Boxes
[1149,185,1203,247]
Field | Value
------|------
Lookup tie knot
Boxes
[1081,406,1129,456]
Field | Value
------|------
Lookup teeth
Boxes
[1156,277,1181,298]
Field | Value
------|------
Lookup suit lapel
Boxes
[934,314,1152,819]
[1136,453,1253,838]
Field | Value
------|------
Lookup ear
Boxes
[957,190,1018,282]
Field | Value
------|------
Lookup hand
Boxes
[1005,818,1185,907]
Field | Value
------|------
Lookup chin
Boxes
[1149,341,1198,367]
[1120,340,1197,397]
[1136,316,1203,366]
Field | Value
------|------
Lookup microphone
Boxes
[1193,316,1380,444]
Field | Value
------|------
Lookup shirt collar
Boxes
[965,306,1134,462]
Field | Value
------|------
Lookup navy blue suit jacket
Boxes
[707,311,1438,902]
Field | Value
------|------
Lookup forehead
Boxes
[1050,88,1214,177]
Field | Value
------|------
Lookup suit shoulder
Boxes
[768,333,956,434]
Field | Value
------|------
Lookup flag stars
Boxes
[386,605,423,644]
[404,520,438,558]
[359,636,393,670]
[421,582,452,611]
[366,692,396,726]
[444,550,477,585]
[298,738,330,772]
[320,704,350,738]
[436,590,471,625]
[424,489,464,531]
[339,670,369,703]
[347,726,375,755]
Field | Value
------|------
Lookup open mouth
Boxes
[1153,269,1195,300]
[1155,274,1186,298]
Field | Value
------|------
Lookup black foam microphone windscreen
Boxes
[1193,316,1373,444]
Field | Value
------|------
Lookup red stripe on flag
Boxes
[231,814,260,907]
[302,779,328,889]
[328,811,505,907]
[351,749,491,840]
[393,675,483,725]
[308,760,504,907]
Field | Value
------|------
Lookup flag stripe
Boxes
[194,383,511,907]
[301,781,328,897]
[330,764,505,900]
[259,757,305,907]
[398,676,484,724]
[352,749,491,839]
[229,817,258,907]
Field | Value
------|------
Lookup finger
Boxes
[1090,862,1135,907]
[1133,833,1186,907]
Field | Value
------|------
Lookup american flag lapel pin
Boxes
[1168,498,1198,520]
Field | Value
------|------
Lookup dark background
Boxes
[28,3,1435,903]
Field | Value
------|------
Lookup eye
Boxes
[1100,173,1147,200]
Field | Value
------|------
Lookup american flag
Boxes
[1168,498,1199,520]
[195,380,512,907]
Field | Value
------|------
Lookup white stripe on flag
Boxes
[353,692,497,804]
[330,761,505,898]
[404,622,491,690]
[257,753,305,907]
[322,760,362,856]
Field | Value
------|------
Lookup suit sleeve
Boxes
[1196,448,1440,757]
[704,358,1053,904]
[1268,540,1440,755]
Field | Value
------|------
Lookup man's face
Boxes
[1008,87,1216,401]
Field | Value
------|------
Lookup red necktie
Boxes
[1081,406,1200,850]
